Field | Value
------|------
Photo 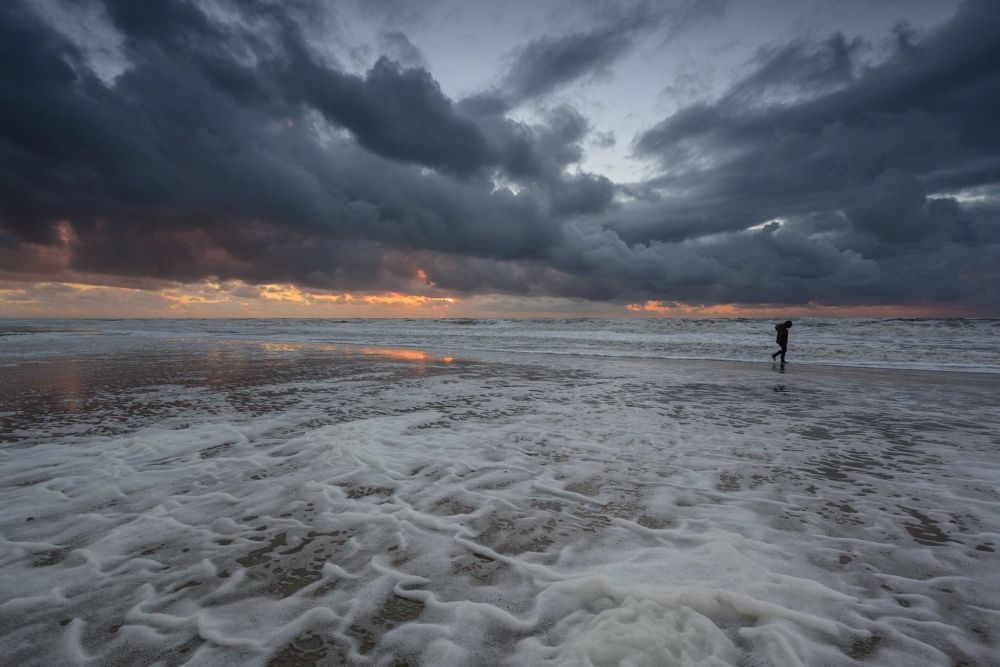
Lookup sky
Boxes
[1,0,998,318]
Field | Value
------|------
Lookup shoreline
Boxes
[4,325,1000,377]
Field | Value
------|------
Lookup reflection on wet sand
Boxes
[1,340,460,446]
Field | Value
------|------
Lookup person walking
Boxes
[771,320,792,363]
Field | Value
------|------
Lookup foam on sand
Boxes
[2,326,999,666]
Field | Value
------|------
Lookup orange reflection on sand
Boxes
[256,342,301,352]
[351,346,439,362]
[350,348,456,363]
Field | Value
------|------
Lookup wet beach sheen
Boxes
[2,321,999,666]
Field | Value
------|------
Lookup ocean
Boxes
[5,317,998,372]
[2,318,999,666]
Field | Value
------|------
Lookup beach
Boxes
[2,320,999,666]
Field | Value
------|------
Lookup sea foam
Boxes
[1,321,998,665]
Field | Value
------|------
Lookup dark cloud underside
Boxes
[1,0,999,312]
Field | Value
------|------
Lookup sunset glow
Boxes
[0,280,986,319]
[0,281,462,318]
[623,300,985,319]
[1,0,998,318]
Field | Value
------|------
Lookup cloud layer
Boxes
[1,0,998,314]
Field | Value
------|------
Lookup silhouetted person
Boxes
[771,320,792,363]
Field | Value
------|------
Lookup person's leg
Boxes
[779,345,787,363]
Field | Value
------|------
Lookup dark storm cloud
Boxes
[728,32,865,101]
[99,0,494,175]
[297,56,497,174]
[497,0,726,106]
[630,0,1000,244]
[536,0,999,309]
[1,0,999,313]
[0,0,613,291]
[498,12,649,104]
[552,0,999,309]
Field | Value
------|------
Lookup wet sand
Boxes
[2,338,999,666]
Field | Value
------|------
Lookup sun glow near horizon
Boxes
[0,280,986,319]
[0,280,462,319]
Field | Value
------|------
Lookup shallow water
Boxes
[3,316,1000,372]
[2,324,999,666]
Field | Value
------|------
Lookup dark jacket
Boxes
[775,323,789,346]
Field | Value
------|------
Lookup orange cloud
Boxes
[623,300,980,318]
[0,279,981,319]
[625,301,741,315]
[0,280,461,318]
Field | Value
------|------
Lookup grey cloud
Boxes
[498,16,644,104]
[591,130,616,149]
[1,0,998,314]
[659,0,727,41]
[377,30,427,67]
[843,168,950,243]
[536,218,988,308]
[627,0,1000,246]
[0,0,612,290]
[298,56,496,174]
[496,0,727,106]
[728,32,867,102]
[583,0,999,309]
